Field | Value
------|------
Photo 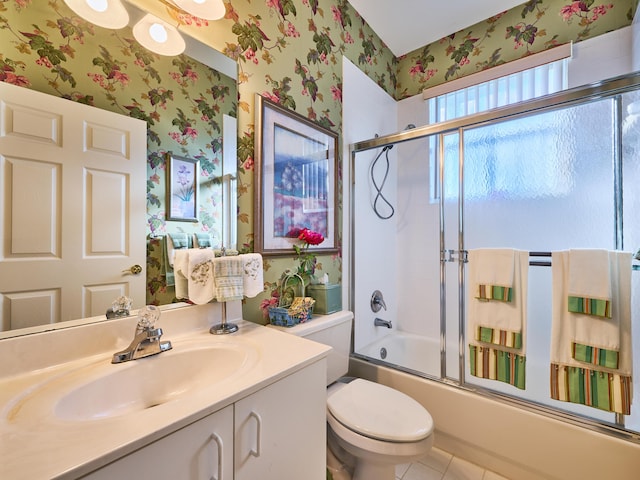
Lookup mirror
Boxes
[0,1,238,338]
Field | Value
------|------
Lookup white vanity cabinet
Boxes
[82,404,234,480]
[235,358,326,480]
[82,359,326,480]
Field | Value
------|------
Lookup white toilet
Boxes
[268,311,434,480]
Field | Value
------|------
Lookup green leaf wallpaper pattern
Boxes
[396,0,636,99]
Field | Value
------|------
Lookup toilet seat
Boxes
[327,378,433,442]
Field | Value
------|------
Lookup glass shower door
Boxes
[461,98,618,424]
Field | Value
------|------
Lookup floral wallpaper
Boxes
[1,0,636,323]
[397,0,637,99]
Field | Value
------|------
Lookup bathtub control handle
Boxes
[371,290,387,312]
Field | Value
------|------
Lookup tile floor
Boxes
[396,447,510,480]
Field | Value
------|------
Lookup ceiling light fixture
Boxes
[132,13,186,56]
[171,0,225,20]
[63,0,223,56]
[63,0,129,29]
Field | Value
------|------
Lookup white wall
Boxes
[569,25,633,87]
[342,57,398,351]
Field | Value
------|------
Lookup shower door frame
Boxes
[349,70,640,443]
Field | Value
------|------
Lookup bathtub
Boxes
[350,331,640,480]
[354,331,440,375]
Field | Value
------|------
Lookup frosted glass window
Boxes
[427,59,568,125]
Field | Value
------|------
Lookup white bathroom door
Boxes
[0,82,147,331]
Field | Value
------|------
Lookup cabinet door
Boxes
[83,405,233,480]
[235,360,327,480]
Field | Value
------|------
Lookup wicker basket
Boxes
[268,271,315,327]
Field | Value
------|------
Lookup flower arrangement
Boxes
[259,227,325,319]
[288,227,325,279]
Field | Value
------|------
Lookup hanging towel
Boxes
[550,250,633,415]
[467,249,529,389]
[161,235,175,287]
[213,256,244,302]
[173,249,190,300]
[164,233,189,287]
[468,249,528,342]
[214,249,239,257]
[187,248,216,305]
[241,253,264,298]
[194,233,213,248]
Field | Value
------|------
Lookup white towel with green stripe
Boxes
[567,249,618,351]
[467,249,529,390]
[468,249,528,338]
[550,250,633,415]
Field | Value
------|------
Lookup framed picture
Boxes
[254,94,338,256]
[166,154,199,222]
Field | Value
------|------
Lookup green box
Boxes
[306,284,341,314]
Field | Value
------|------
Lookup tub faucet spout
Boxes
[374,318,392,329]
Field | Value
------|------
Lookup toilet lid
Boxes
[327,379,433,442]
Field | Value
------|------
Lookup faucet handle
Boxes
[137,305,161,331]
[370,290,387,312]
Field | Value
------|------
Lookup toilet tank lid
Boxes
[267,310,353,337]
[327,378,433,442]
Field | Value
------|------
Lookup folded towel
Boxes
[162,235,175,287]
[467,249,529,390]
[567,249,612,318]
[241,253,264,298]
[168,232,189,252]
[468,249,528,335]
[165,232,189,285]
[173,249,189,300]
[550,250,633,414]
[569,250,621,352]
[474,248,515,292]
[187,248,216,305]
[213,256,244,302]
[194,233,212,248]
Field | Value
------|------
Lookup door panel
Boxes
[0,82,146,330]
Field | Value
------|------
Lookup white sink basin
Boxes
[6,340,259,423]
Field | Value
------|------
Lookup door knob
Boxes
[123,264,142,275]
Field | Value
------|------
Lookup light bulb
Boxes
[149,23,168,44]
[86,0,107,12]
[63,0,129,29]
[172,0,225,20]
[132,14,185,56]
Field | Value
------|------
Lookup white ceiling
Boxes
[348,0,527,57]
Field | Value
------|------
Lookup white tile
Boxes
[483,470,510,480]
[403,462,444,480]
[396,462,411,478]
[420,447,453,473]
[442,457,485,480]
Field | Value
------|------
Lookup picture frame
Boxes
[166,154,199,222]
[254,94,338,256]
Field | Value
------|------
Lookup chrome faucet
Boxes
[112,305,172,364]
[374,318,392,329]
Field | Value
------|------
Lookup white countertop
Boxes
[0,305,331,480]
